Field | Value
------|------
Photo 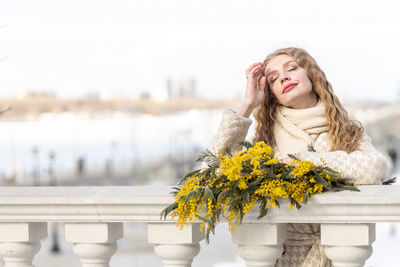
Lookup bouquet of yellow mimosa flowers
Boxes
[161,141,359,243]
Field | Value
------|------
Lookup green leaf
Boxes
[230,197,242,208]
[275,199,280,209]
[289,198,296,209]
[257,198,269,220]
[331,182,360,192]
[321,169,340,181]
[307,144,316,152]
[197,215,215,244]
[237,204,244,224]
[383,177,397,185]
[287,153,301,161]
[171,186,181,191]
[185,189,200,204]
[302,191,310,204]
[203,186,215,200]
[197,214,213,226]
[160,202,178,220]
[215,207,222,219]
[239,141,253,149]
[217,190,231,202]
[314,172,331,190]
[249,177,264,187]
[203,165,218,178]
[280,167,290,180]
[196,149,218,162]
[243,192,250,203]
[257,209,268,220]
[170,186,181,197]
[178,169,201,185]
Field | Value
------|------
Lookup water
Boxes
[0,109,224,184]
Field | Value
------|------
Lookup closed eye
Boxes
[270,66,297,83]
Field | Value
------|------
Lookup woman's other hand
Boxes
[237,62,267,118]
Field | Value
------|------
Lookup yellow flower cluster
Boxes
[308,183,324,194]
[172,194,203,229]
[255,179,309,208]
[200,198,215,232]
[218,154,243,182]
[227,210,240,231]
[218,142,274,190]
[175,175,200,200]
[265,158,279,165]
[290,160,316,177]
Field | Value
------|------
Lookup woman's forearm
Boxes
[236,102,254,118]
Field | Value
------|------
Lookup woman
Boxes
[207,47,390,266]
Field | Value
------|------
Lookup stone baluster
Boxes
[0,222,47,267]
[231,223,288,267]
[148,223,204,267]
[65,222,123,267]
[321,223,375,267]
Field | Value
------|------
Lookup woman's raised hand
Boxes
[237,62,267,118]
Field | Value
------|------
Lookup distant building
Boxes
[178,78,196,98]
[148,77,197,101]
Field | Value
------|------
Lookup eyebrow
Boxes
[265,60,296,77]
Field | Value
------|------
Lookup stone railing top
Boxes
[0,185,399,223]
[0,186,173,204]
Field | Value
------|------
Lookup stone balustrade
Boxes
[0,185,399,267]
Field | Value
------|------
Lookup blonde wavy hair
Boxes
[253,47,364,153]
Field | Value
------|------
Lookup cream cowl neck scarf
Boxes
[273,100,329,158]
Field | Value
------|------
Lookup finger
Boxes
[248,66,265,79]
[246,62,263,75]
[253,66,265,76]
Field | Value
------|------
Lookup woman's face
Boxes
[264,54,317,109]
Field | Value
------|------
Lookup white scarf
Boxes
[273,101,329,158]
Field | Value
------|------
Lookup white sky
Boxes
[0,0,400,101]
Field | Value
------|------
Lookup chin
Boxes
[279,97,298,108]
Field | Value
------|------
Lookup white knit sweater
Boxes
[208,108,390,185]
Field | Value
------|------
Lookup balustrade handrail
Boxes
[0,185,399,223]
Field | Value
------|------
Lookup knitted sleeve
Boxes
[298,133,390,185]
[202,108,252,167]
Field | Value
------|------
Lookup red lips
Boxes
[283,83,298,94]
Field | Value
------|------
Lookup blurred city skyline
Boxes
[0,0,400,102]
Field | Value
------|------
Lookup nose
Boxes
[280,72,290,84]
